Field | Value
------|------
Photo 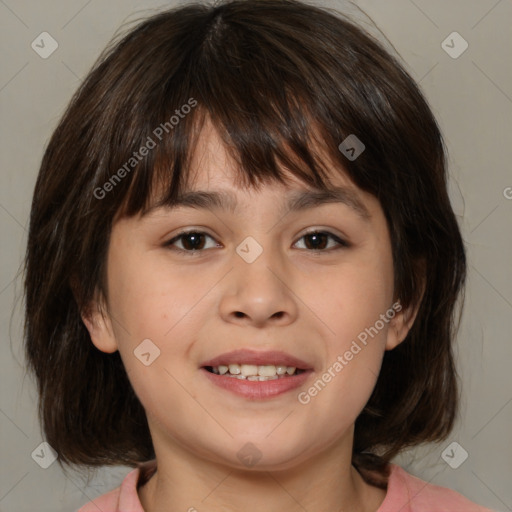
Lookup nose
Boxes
[218,245,298,328]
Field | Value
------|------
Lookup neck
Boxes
[138,436,386,512]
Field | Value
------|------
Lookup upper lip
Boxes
[201,349,313,370]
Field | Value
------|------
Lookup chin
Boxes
[209,434,316,473]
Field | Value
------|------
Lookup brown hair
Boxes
[24,0,466,484]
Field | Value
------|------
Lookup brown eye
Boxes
[166,229,348,255]
[167,231,219,253]
[294,231,348,251]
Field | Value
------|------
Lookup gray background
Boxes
[1,0,511,511]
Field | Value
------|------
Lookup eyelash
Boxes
[165,229,349,255]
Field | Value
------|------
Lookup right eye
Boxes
[165,230,220,254]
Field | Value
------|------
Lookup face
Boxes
[84,118,415,472]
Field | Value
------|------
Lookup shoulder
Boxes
[76,467,143,512]
[378,463,496,512]
[76,486,121,512]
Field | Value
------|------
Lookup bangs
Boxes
[89,2,402,220]
[120,98,337,219]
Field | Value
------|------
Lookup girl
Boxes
[24,1,495,510]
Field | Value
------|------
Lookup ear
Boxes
[386,261,426,350]
[80,293,118,354]
[385,299,421,350]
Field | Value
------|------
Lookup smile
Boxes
[201,367,313,399]
[205,363,305,380]
[200,349,313,399]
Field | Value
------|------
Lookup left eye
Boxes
[165,230,348,254]
[294,230,348,251]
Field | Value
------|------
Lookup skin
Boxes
[83,118,420,512]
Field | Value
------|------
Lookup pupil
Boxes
[306,233,327,250]
[183,233,204,250]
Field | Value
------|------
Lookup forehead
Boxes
[194,116,365,194]
[145,117,375,221]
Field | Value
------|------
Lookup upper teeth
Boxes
[211,364,297,377]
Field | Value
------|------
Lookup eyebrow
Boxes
[147,186,371,221]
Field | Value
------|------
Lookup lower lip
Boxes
[201,368,312,399]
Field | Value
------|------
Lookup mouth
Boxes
[203,364,306,381]
[200,349,313,399]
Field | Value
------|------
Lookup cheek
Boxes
[107,249,201,339]
[298,245,394,413]
[319,251,394,350]
[297,280,392,446]
[105,251,215,409]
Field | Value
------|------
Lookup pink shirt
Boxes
[77,462,495,512]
